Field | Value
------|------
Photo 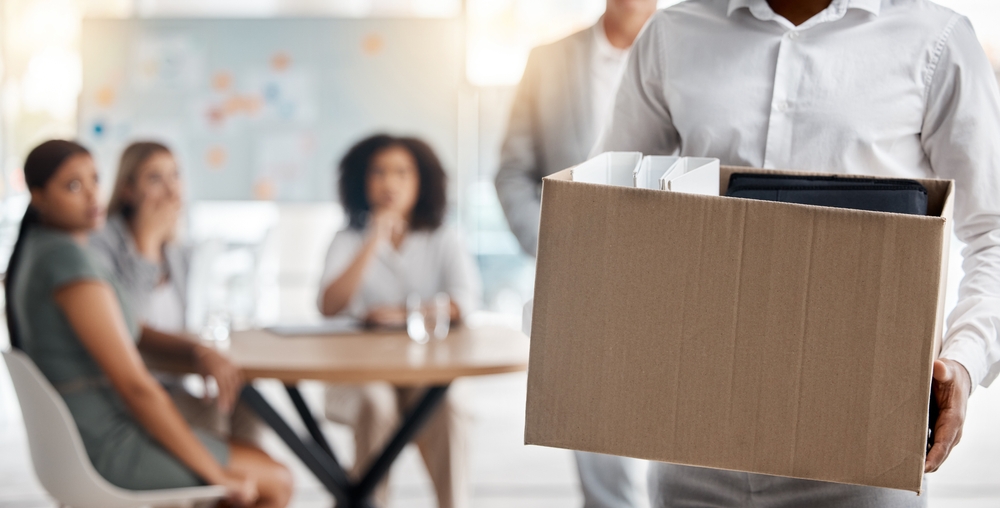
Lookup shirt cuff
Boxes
[940,333,991,391]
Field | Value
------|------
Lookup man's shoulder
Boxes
[657,0,730,23]
[637,1,733,43]
[873,0,966,52]
[529,25,592,63]
[881,0,962,27]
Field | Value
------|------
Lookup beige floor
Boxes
[2,363,1000,508]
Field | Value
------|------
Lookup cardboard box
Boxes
[525,165,954,493]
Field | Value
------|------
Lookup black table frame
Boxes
[240,383,449,508]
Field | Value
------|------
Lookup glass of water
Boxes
[429,292,451,340]
[200,309,232,349]
[406,293,428,344]
[406,293,452,343]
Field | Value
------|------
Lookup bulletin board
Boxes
[79,18,462,201]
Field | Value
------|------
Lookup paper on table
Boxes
[570,152,642,187]
[266,316,363,336]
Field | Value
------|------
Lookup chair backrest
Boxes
[2,348,133,506]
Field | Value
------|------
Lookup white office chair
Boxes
[2,349,226,508]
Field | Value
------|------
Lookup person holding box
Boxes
[599,0,1000,506]
[495,1,657,506]
[318,134,481,508]
[7,140,292,507]
[91,141,263,448]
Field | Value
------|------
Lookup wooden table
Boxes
[216,325,528,508]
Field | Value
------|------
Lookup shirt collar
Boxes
[727,0,881,19]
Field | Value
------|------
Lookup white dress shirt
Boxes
[601,0,1000,388]
[317,225,482,320]
[591,18,632,142]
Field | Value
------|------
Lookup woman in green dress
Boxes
[6,140,292,507]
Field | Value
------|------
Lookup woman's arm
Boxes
[320,212,400,316]
[320,238,379,316]
[54,280,230,486]
[137,327,242,413]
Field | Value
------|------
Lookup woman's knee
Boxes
[228,443,294,505]
[265,460,294,504]
[357,383,398,427]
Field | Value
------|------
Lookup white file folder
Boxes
[635,156,720,195]
[570,152,643,187]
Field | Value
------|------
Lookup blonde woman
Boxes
[91,142,261,445]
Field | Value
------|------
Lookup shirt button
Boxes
[786,31,799,40]
[777,101,790,112]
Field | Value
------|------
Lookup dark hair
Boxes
[6,140,90,349]
[338,134,447,231]
[108,141,172,220]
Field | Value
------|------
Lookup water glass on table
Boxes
[406,292,451,344]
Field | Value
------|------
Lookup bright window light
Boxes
[21,47,81,120]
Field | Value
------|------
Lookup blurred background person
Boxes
[6,139,292,506]
[494,1,658,507]
[90,141,263,447]
[318,134,481,508]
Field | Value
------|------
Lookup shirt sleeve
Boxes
[42,240,103,290]
[920,15,1000,389]
[495,47,544,256]
[439,227,482,320]
[316,230,367,317]
[597,12,680,155]
[89,219,162,312]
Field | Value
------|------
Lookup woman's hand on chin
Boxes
[132,193,182,260]
[369,209,406,246]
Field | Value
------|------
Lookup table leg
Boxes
[353,385,450,503]
[240,385,353,506]
[285,385,338,460]
[242,384,450,508]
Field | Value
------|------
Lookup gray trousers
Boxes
[648,463,926,508]
[575,451,646,508]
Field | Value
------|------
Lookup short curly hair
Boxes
[338,134,447,231]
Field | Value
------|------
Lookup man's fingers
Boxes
[926,409,963,472]
[932,359,953,383]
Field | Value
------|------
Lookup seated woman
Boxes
[318,134,481,508]
[7,140,292,507]
[91,141,261,446]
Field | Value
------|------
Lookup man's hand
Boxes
[925,358,972,472]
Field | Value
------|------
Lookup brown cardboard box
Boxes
[524,165,954,493]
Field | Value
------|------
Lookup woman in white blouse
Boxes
[318,134,481,508]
